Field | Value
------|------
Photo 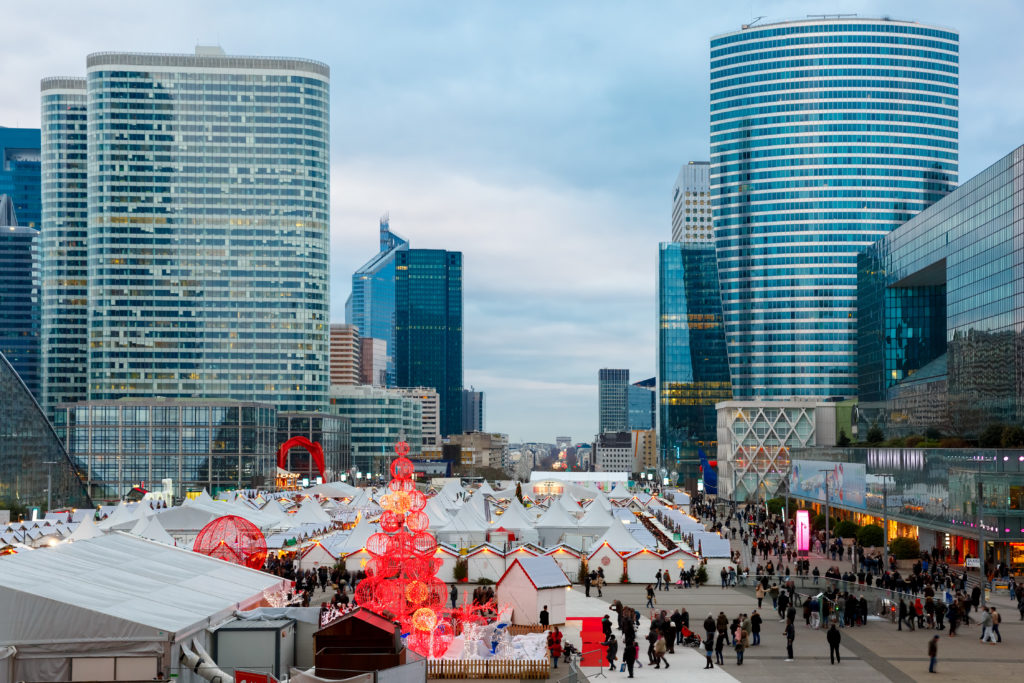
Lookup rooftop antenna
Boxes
[742,16,766,29]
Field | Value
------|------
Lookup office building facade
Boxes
[462,387,485,433]
[0,198,41,401]
[42,48,331,415]
[594,431,632,472]
[658,243,732,481]
[395,386,441,447]
[40,78,89,417]
[857,144,1024,437]
[329,324,361,386]
[671,161,711,243]
[328,385,423,476]
[628,379,655,430]
[359,337,388,387]
[710,18,959,400]
[276,412,351,480]
[55,398,278,503]
[346,216,407,386]
[598,368,629,433]
[395,249,463,437]
[0,127,41,229]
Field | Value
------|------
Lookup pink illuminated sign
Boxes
[795,509,810,555]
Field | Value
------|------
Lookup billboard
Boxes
[789,460,866,510]
[795,509,810,555]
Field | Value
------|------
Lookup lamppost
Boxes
[882,477,889,575]
[43,461,56,513]
[978,480,986,608]
[819,468,832,551]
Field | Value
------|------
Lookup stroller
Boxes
[678,626,702,648]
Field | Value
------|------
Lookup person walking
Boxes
[602,632,618,671]
[663,569,672,591]
[735,625,747,665]
[756,582,765,609]
[595,572,604,598]
[704,613,716,650]
[623,636,637,678]
[716,611,729,645]
[928,634,939,673]
[646,584,655,609]
[450,584,458,609]
[751,610,762,646]
[981,607,996,643]
[704,634,715,669]
[826,623,841,664]
[655,571,663,591]
[714,627,726,666]
[654,632,669,668]
[783,620,795,661]
[991,607,1002,643]
[547,628,562,669]
[540,605,549,627]
[584,571,592,598]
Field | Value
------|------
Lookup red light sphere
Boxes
[192,515,267,570]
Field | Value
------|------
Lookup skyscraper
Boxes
[658,242,732,481]
[462,386,485,433]
[710,18,958,399]
[42,48,330,414]
[627,379,655,430]
[598,368,629,433]
[329,324,361,386]
[395,249,463,436]
[671,161,711,243]
[0,127,41,229]
[346,215,407,386]
[0,196,41,400]
[40,78,88,417]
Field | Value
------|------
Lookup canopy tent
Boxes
[590,490,612,511]
[606,484,631,500]
[97,502,137,530]
[423,495,452,529]
[464,488,490,523]
[0,533,288,683]
[576,499,615,534]
[65,515,105,542]
[534,499,579,547]
[286,498,333,527]
[475,481,496,496]
[128,516,176,546]
[435,506,488,548]
[303,480,360,499]
[588,518,644,554]
[491,499,538,544]
[337,515,377,555]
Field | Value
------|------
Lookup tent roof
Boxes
[499,556,570,589]
[536,500,578,529]
[607,484,631,500]
[304,480,360,498]
[0,533,287,642]
[578,500,615,530]
[494,499,533,531]
[588,518,643,553]
[288,498,332,526]
[66,515,105,542]
[129,516,176,546]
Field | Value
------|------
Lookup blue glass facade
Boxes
[42,50,331,414]
[857,144,1024,436]
[628,381,655,430]
[395,249,463,437]
[598,369,629,433]
[710,19,959,400]
[346,216,407,386]
[0,222,41,401]
[0,127,41,229]
[658,243,732,480]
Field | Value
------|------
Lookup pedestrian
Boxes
[981,607,996,643]
[714,628,726,665]
[783,620,795,661]
[450,584,458,609]
[623,636,637,678]
[928,634,939,673]
[756,582,765,608]
[663,569,672,591]
[654,632,669,668]
[703,613,716,648]
[704,634,714,669]
[646,584,655,609]
[751,610,762,646]
[991,607,1002,643]
[547,627,562,669]
[655,571,663,590]
[826,623,841,664]
[584,572,592,598]
[602,632,618,671]
[540,605,549,627]
[735,625,747,665]
[595,572,604,598]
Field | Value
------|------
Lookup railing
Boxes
[426,658,551,679]
[509,623,550,636]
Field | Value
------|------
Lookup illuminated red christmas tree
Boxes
[354,441,454,656]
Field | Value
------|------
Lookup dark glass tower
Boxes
[0,127,41,229]
[0,196,41,401]
[395,249,463,437]
[658,242,732,482]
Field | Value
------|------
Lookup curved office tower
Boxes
[710,18,958,399]
[76,49,330,412]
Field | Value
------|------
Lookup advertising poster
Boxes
[795,509,810,555]
[789,460,866,510]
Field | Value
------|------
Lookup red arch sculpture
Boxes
[277,436,326,479]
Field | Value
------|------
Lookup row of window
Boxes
[712,55,959,81]
[711,99,957,124]
[712,32,958,60]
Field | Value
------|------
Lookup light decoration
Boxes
[350,441,489,657]
[795,509,810,555]
[192,515,268,570]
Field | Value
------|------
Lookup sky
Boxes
[2,1,1023,443]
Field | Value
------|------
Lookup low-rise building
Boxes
[395,386,441,447]
[594,431,632,472]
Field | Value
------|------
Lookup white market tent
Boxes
[588,518,644,555]
[128,516,176,546]
[535,500,580,547]
[65,515,105,542]
[287,498,332,527]
[435,507,488,548]
[496,556,571,626]
[0,532,289,683]
[607,484,631,500]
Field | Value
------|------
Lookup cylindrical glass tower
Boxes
[710,18,959,399]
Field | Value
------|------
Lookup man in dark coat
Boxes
[827,623,841,664]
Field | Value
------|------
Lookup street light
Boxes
[819,468,832,550]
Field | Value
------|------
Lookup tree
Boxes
[695,565,708,586]
[1001,425,1024,448]
[889,537,920,560]
[924,426,943,441]
[515,482,524,505]
[812,513,838,531]
[577,558,588,584]
[856,524,884,548]
[979,423,1005,448]
[453,557,469,582]
[837,429,851,446]
[833,520,859,538]
[903,434,924,447]
[866,425,884,444]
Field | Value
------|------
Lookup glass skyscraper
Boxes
[395,249,463,437]
[710,18,959,399]
[42,48,330,414]
[0,198,41,401]
[346,215,407,386]
[40,78,88,417]
[0,127,41,229]
[598,368,629,433]
[658,243,732,481]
